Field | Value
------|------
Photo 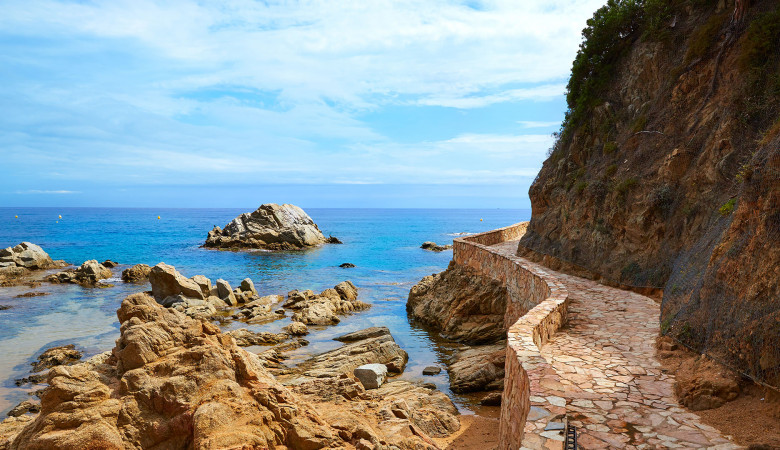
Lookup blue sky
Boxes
[0,0,605,208]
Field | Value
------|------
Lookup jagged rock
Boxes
[335,327,391,342]
[7,401,39,418]
[46,260,112,286]
[226,328,288,347]
[204,203,338,250]
[2,293,357,449]
[190,275,212,297]
[0,243,54,270]
[148,263,204,301]
[283,322,309,336]
[0,305,10,310]
[291,327,408,379]
[215,279,237,306]
[408,261,508,344]
[14,374,46,387]
[232,295,284,324]
[448,343,506,393]
[101,260,118,268]
[240,278,257,296]
[420,241,452,252]
[121,264,151,283]
[354,364,387,390]
[287,282,369,326]
[339,263,355,268]
[31,345,82,373]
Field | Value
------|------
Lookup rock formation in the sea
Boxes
[231,295,285,324]
[121,263,151,283]
[204,203,337,251]
[284,281,370,325]
[519,1,780,387]
[420,242,452,252]
[0,243,65,286]
[46,260,113,286]
[0,293,456,449]
[408,261,507,344]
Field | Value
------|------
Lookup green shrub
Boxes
[738,8,780,72]
[603,141,618,155]
[685,13,728,63]
[575,181,588,194]
[606,164,618,176]
[631,114,648,133]
[615,177,638,194]
[719,198,736,216]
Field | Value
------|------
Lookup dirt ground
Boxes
[657,337,780,449]
[434,407,500,450]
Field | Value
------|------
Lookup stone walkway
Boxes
[490,241,740,450]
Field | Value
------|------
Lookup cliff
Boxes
[521,0,779,387]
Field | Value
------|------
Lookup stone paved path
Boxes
[490,241,740,450]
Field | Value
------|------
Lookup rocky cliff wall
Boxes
[522,0,780,387]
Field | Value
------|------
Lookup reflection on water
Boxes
[0,208,529,415]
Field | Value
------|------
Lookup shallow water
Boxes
[0,207,529,415]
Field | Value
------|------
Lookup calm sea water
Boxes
[0,207,529,415]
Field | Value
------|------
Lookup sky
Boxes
[0,0,606,208]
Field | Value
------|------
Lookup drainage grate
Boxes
[564,424,577,450]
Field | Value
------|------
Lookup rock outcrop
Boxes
[288,327,408,380]
[204,203,336,251]
[447,343,506,394]
[121,264,151,283]
[519,0,780,387]
[420,242,452,252]
[285,281,370,326]
[46,260,113,285]
[225,328,289,347]
[0,243,54,270]
[0,293,455,449]
[408,261,507,344]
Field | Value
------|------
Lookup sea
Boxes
[0,207,530,416]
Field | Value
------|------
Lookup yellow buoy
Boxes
[480,218,483,222]
[58,215,62,219]
[14,215,18,219]
[158,216,161,220]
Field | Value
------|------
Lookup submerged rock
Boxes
[339,263,356,268]
[422,366,441,376]
[121,264,151,283]
[7,401,39,418]
[204,203,337,251]
[31,345,82,373]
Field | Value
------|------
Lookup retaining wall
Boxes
[453,223,569,450]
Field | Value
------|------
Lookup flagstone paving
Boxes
[490,241,741,450]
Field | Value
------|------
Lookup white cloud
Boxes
[518,120,562,129]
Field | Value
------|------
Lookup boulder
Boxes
[203,203,338,250]
[239,278,257,296]
[121,264,151,283]
[191,275,213,297]
[334,280,358,301]
[148,263,204,301]
[420,241,453,252]
[283,322,309,336]
[76,260,112,284]
[354,364,388,390]
[101,260,118,268]
[339,263,355,268]
[422,366,441,376]
[448,343,506,393]
[215,279,237,305]
[232,295,285,324]
[1,243,54,270]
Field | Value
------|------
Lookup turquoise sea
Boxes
[0,207,529,415]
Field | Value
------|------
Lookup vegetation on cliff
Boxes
[523,0,780,387]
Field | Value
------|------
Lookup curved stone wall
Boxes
[453,223,569,450]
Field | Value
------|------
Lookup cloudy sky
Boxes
[0,0,604,208]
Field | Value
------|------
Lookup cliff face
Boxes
[522,0,779,387]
